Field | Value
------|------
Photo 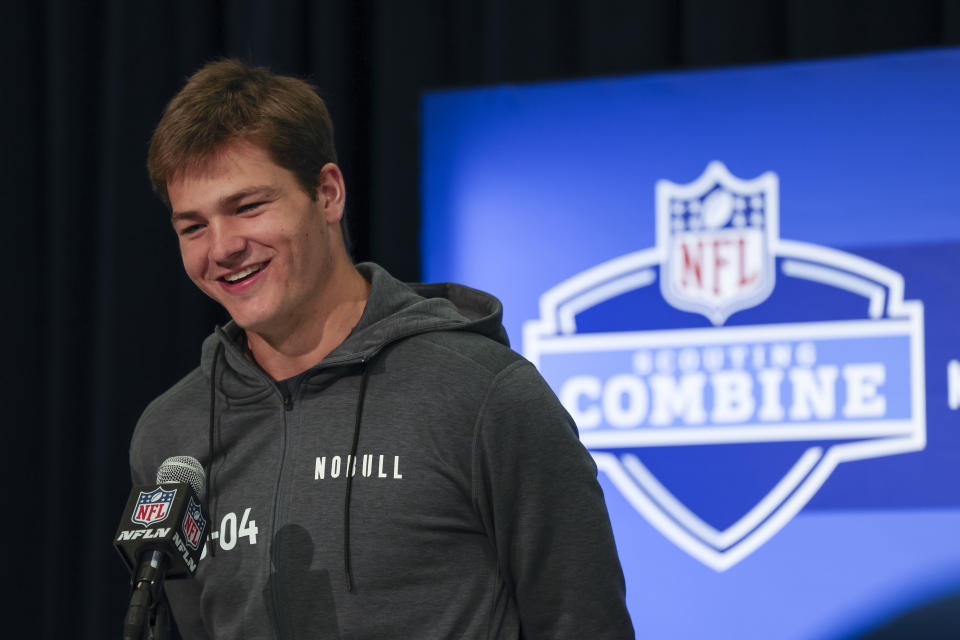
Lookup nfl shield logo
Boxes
[657,161,778,325]
[132,487,177,527]
[522,159,925,571]
[182,496,206,550]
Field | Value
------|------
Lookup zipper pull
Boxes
[276,379,293,410]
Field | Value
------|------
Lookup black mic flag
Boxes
[115,456,209,639]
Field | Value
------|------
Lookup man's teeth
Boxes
[224,263,264,283]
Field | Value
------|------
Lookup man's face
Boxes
[168,140,343,338]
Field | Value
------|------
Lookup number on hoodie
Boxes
[198,508,260,560]
[238,507,259,544]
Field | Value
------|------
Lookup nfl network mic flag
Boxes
[422,47,960,639]
[115,482,208,579]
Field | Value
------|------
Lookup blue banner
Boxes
[423,48,960,639]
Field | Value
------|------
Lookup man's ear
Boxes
[316,163,346,224]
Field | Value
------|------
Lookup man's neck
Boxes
[244,264,370,380]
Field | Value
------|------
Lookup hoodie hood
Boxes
[198,262,509,398]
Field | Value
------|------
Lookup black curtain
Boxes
[4,1,957,637]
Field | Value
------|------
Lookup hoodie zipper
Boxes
[268,359,363,638]
[269,379,299,640]
[269,386,289,640]
[209,332,366,637]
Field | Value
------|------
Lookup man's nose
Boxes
[208,219,247,264]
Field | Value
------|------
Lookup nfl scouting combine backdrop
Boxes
[422,48,960,639]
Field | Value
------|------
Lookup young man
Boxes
[132,59,634,639]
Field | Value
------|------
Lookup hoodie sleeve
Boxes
[473,360,635,639]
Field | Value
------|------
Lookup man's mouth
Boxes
[221,262,267,283]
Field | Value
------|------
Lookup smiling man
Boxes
[131,59,633,639]
[167,139,368,379]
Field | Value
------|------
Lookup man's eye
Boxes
[238,201,264,214]
[180,224,203,236]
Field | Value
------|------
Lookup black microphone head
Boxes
[156,456,206,501]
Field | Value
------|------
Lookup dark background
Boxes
[4,1,957,638]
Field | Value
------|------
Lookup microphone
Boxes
[115,456,210,640]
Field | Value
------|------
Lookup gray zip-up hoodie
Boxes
[130,263,633,639]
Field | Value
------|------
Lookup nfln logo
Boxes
[523,161,925,571]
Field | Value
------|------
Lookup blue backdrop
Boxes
[422,48,960,638]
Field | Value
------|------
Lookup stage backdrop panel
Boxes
[422,48,960,639]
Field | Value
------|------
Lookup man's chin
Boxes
[225,308,271,334]
[230,316,265,332]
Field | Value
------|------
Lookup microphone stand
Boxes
[123,550,170,640]
[148,593,172,640]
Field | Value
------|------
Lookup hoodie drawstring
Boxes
[206,341,224,558]
[344,359,369,592]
